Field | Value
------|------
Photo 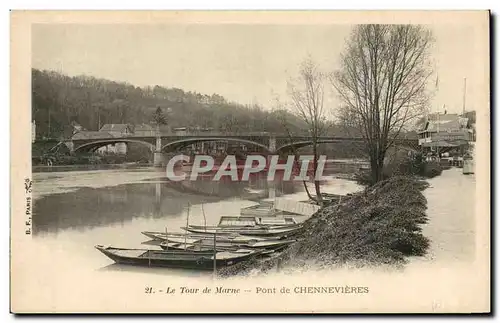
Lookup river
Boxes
[20,166,477,312]
[412,167,476,264]
[30,166,363,275]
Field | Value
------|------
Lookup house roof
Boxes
[419,113,469,133]
[134,124,155,131]
[72,131,114,140]
[422,141,460,148]
[70,121,86,129]
[99,124,132,133]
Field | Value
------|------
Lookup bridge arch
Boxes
[161,137,272,153]
[74,139,155,153]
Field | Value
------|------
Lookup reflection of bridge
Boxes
[66,132,418,166]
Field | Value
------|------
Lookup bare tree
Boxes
[273,103,315,203]
[332,25,434,183]
[286,57,329,205]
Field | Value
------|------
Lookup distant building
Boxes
[134,124,171,136]
[70,121,86,134]
[134,124,156,137]
[417,113,472,150]
[72,131,111,140]
[172,127,188,136]
[99,124,134,137]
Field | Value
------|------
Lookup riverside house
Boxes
[417,112,473,154]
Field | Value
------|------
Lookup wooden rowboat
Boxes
[95,245,261,270]
[240,202,283,217]
[160,235,296,251]
[185,216,301,232]
[158,241,280,255]
[216,215,299,227]
[182,224,303,237]
[141,231,270,243]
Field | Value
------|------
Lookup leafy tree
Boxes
[152,106,167,126]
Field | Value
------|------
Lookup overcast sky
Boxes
[32,23,481,114]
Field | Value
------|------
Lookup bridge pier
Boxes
[153,151,165,167]
[155,182,162,204]
[268,181,276,199]
[153,136,165,167]
[268,136,276,152]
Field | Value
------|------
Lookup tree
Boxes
[286,57,329,206]
[332,25,434,183]
[274,104,315,203]
[220,114,238,133]
[152,106,167,126]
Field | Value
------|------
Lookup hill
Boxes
[31,69,308,139]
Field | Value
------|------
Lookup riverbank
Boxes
[219,175,430,276]
[32,162,154,173]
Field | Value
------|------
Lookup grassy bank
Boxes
[355,154,443,186]
[218,176,430,277]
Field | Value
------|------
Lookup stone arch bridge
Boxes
[68,132,419,166]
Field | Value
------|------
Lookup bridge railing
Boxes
[128,131,279,137]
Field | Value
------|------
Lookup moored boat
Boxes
[240,202,283,217]
[141,231,271,242]
[95,245,261,270]
[217,215,299,227]
[160,235,296,251]
[185,216,300,233]
[158,241,280,255]
[182,224,303,237]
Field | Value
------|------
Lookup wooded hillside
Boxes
[32,69,309,139]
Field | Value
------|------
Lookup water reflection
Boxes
[32,182,220,235]
[170,173,299,199]
[32,166,360,240]
[32,172,303,235]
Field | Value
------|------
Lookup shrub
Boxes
[357,152,442,185]
[423,161,443,178]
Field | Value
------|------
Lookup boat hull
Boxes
[96,245,258,270]
[141,231,269,242]
[183,225,303,237]
[159,237,296,252]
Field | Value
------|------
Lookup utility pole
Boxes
[462,77,467,115]
[48,108,51,138]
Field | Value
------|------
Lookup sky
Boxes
[32,23,484,114]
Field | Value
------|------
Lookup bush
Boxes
[423,161,443,178]
[355,152,442,186]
